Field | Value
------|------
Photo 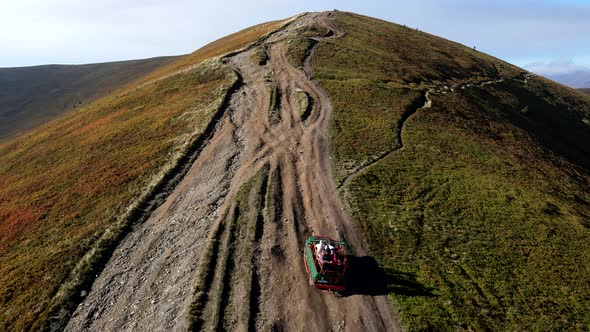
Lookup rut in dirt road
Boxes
[66,12,401,332]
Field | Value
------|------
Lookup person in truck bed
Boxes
[315,240,326,254]
[322,248,333,263]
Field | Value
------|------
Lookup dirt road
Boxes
[66,12,401,332]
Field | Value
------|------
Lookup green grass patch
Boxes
[286,37,315,69]
[322,79,422,182]
[284,24,331,69]
[250,46,269,66]
[347,96,590,329]
[267,83,281,126]
[294,24,332,38]
[295,89,312,121]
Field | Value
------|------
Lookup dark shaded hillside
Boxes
[310,11,590,331]
[0,56,179,141]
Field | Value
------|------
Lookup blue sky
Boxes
[1,0,589,85]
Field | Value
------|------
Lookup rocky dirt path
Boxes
[66,12,401,332]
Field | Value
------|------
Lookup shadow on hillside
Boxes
[383,268,437,297]
[345,256,436,297]
[470,81,590,173]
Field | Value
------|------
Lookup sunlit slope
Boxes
[0,57,179,142]
[0,19,285,331]
[312,12,590,330]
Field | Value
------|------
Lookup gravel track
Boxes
[66,12,401,332]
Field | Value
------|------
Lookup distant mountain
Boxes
[0,56,179,141]
[543,70,590,89]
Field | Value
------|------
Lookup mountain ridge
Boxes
[0,56,180,142]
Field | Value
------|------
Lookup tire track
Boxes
[188,168,270,331]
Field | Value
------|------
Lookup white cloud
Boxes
[524,58,590,88]
[524,58,590,76]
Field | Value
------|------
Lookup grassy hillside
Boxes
[0,57,179,142]
[0,19,286,331]
[581,88,590,95]
[313,12,590,330]
[311,12,521,183]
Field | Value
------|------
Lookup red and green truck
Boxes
[303,235,349,292]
